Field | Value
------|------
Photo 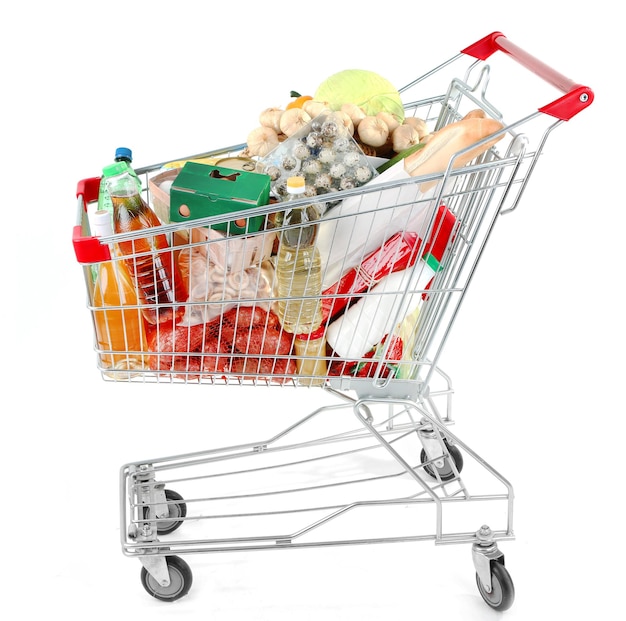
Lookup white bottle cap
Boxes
[91,209,114,238]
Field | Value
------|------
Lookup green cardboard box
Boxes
[170,162,271,234]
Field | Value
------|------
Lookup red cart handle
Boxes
[462,31,593,121]
[73,176,111,264]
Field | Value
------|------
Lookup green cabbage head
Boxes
[314,69,404,122]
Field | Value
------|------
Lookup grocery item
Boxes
[258,110,377,201]
[274,176,324,335]
[314,69,405,122]
[403,117,505,191]
[356,115,390,148]
[392,124,422,153]
[327,206,457,360]
[244,74,432,159]
[147,306,295,382]
[160,155,220,171]
[293,328,327,387]
[148,168,180,225]
[106,163,188,325]
[178,227,276,326]
[328,333,403,379]
[91,210,147,376]
[169,162,271,235]
[320,230,423,325]
[376,143,425,174]
[317,160,438,289]
[95,147,141,226]
[291,230,424,385]
[286,92,313,110]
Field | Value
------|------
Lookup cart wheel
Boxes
[143,489,187,535]
[420,441,463,481]
[140,556,193,602]
[476,562,515,611]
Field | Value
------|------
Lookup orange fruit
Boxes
[286,94,312,110]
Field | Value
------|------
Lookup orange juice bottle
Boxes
[92,210,148,376]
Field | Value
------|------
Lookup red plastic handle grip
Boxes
[462,31,594,121]
[76,176,102,204]
[73,177,111,264]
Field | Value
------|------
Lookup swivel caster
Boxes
[140,555,193,602]
[472,525,515,611]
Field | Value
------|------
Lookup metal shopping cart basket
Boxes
[72,32,593,610]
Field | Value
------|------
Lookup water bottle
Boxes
[96,147,142,224]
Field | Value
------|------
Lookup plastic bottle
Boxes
[91,210,148,377]
[275,177,326,385]
[293,327,327,386]
[326,260,438,360]
[96,147,142,224]
[275,176,324,333]
[105,162,188,325]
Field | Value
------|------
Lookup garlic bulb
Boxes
[302,99,330,119]
[402,117,429,139]
[279,108,312,137]
[376,111,401,133]
[392,124,421,152]
[246,126,280,157]
[340,103,367,128]
[259,107,284,132]
[357,115,389,147]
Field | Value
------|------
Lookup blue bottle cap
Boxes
[115,147,133,161]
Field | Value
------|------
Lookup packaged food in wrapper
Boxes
[178,227,276,326]
[257,110,378,202]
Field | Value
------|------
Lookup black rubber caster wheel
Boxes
[420,440,463,481]
[143,489,187,535]
[476,562,515,611]
[140,556,193,602]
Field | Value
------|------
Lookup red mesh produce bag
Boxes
[148,306,296,382]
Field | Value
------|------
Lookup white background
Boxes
[1,2,620,620]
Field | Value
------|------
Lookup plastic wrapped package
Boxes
[258,110,378,201]
[178,227,276,326]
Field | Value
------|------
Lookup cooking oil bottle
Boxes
[275,177,327,385]
[275,176,323,334]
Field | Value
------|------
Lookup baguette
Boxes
[462,108,486,120]
[403,117,505,192]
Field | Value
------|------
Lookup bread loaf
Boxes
[403,117,505,191]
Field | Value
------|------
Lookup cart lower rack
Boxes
[122,380,515,607]
[73,32,592,611]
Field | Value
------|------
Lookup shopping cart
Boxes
[73,32,592,610]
